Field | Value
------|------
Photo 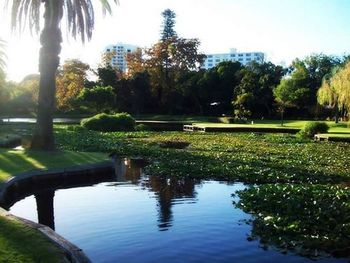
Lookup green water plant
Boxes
[235,184,350,258]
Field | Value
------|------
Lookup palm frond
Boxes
[0,38,7,72]
[5,0,118,43]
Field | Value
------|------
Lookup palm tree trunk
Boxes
[31,0,63,151]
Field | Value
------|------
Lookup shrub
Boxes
[297,121,329,138]
[81,113,135,132]
[218,117,247,124]
[135,124,151,131]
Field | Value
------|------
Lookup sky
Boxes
[1,0,350,81]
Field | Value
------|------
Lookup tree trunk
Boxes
[280,108,284,126]
[334,106,339,124]
[31,0,63,151]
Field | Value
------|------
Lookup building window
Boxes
[208,63,213,67]
[208,59,213,62]
[246,58,251,61]
[246,53,251,57]
[230,54,235,57]
[215,59,220,62]
[238,58,243,61]
[127,49,131,52]
[238,54,243,57]
[208,55,213,58]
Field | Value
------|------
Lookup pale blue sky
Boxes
[1,0,350,81]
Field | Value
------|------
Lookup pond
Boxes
[1,118,80,123]
[7,159,348,263]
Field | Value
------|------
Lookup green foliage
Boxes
[274,78,309,125]
[158,139,190,149]
[81,113,135,132]
[233,62,285,118]
[318,61,350,119]
[77,85,116,113]
[54,128,350,184]
[298,121,329,138]
[235,184,350,257]
[274,78,308,108]
[135,124,151,131]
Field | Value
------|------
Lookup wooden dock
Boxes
[183,124,299,134]
[314,134,350,142]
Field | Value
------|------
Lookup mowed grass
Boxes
[192,120,350,136]
[0,149,108,182]
[0,214,65,263]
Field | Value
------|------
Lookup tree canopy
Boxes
[318,61,350,120]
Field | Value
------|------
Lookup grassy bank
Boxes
[0,211,65,263]
[0,149,108,183]
[0,124,109,262]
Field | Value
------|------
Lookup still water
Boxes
[8,159,347,263]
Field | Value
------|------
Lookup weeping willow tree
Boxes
[318,61,350,122]
[4,0,118,150]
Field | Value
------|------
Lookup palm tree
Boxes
[5,0,118,150]
[0,38,6,74]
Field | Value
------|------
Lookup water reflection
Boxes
[112,158,199,231]
[5,158,199,232]
[145,177,198,230]
[35,190,55,230]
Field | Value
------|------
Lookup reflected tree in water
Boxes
[35,190,55,230]
[145,177,198,230]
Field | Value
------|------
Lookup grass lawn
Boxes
[0,149,108,183]
[0,211,65,263]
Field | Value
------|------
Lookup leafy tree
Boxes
[233,62,285,118]
[77,85,116,113]
[4,0,117,150]
[56,59,90,111]
[288,54,341,117]
[125,48,145,78]
[273,78,308,126]
[0,79,12,114]
[177,70,207,114]
[318,61,350,121]
[144,37,205,113]
[0,74,40,114]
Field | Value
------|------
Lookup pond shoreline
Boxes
[0,161,115,263]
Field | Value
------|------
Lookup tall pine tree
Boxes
[161,9,177,41]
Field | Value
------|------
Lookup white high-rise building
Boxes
[201,48,265,69]
[104,43,139,72]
